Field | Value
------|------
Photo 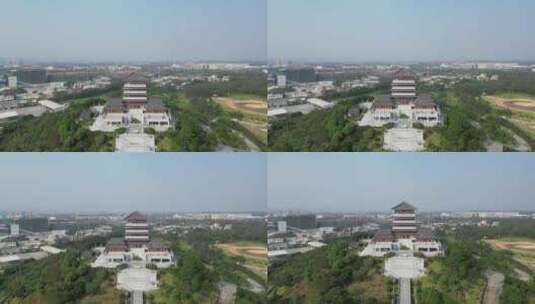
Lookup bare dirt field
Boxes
[215,97,267,145]
[216,242,267,277]
[486,238,535,270]
[486,95,535,112]
[485,94,535,140]
[215,97,267,116]
[216,243,267,260]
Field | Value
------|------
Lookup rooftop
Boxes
[392,202,416,211]
[125,211,147,222]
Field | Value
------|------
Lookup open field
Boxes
[215,242,267,277]
[485,94,535,139]
[214,96,267,116]
[485,94,535,112]
[215,96,267,144]
[486,238,535,271]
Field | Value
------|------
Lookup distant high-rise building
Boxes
[7,76,17,89]
[124,211,150,248]
[276,74,287,87]
[285,215,316,230]
[16,68,47,84]
[286,68,316,83]
[391,202,417,239]
[277,221,287,233]
[18,217,49,233]
[10,224,19,236]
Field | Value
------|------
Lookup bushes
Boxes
[144,127,156,135]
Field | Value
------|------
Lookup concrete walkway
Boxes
[399,278,411,304]
[483,270,504,304]
[132,291,143,304]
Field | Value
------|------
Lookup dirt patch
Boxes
[216,243,267,259]
[486,95,535,113]
[487,239,535,251]
[215,97,267,115]
[486,239,535,271]
[216,242,267,277]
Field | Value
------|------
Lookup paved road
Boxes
[132,291,143,304]
[483,270,504,304]
[399,278,411,304]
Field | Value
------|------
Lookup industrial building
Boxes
[15,68,48,84]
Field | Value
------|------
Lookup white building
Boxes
[277,221,287,233]
[277,75,287,87]
[7,76,17,89]
[10,224,19,236]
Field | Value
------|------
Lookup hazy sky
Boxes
[268,153,535,212]
[268,0,535,62]
[0,0,266,62]
[0,154,266,213]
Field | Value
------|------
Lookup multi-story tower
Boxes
[391,76,417,105]
[122,75,148,109]
[391,202,417,239]
[124,211,149,248]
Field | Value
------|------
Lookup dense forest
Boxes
[0,249,123,304]
[0,98,114,152]
[269,94,384,152]
[416,239,535,304]
[268,238,391,304]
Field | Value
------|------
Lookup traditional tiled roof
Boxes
[145,97,167,112]
[415,228,435,241]
[124,211,147,221]
[125,73,149,83]
[372,229,394,242]
[414,94,437,109]
[392,202,416,211]
[371,95,394,109]
[147,240,170,252]
[105,238,128,252]
[103,97,125,113]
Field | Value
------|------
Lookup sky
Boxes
[0,154,266,213]
[0,0,266,62]
[268,0,535,62]
[268,153,535,212]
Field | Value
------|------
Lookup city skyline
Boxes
[0,154,267,213]
[268,153,535,212]
[0,0,266,62]
[268,0,535,62]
